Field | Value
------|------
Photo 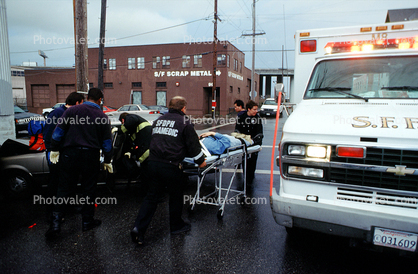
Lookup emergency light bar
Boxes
[324,36,418,54]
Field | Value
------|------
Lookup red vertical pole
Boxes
[270,92,282,197]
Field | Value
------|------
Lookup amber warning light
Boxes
[324,36,418,54]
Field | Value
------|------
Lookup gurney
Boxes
[183,143,262,219]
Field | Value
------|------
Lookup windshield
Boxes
[305,56,418,99]
[14,106,25,113]
[263,100,276,105]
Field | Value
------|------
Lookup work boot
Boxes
[130,227,144,245]
[82,217,102,232]
[45,212,62,238]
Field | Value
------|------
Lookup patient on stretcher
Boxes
[199,131,253,155]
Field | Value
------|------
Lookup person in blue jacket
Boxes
[199,131,253,155]
[43,92,84,221]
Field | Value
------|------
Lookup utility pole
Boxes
[212,0,218,119]
[98,0,106,94]
[73,0,88,93]
[242,0,265,100]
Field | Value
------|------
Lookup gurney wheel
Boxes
[217,210,224,220]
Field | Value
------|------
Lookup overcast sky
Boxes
[5,0,417,69]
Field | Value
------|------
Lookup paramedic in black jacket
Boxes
[235,100,264,186]
[130,96,206,245]
[45,88,113,237]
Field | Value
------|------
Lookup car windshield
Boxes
[304,56,418,99]
[14,106,25,113]
[139,104,149,110]
[263,100,276,105]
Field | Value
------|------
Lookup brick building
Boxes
[24,41,258,116]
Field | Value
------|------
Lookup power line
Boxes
[10,17,210,55]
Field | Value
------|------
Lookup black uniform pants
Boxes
[246,152,259,184]
[134,160,187,233]
[55,147,100,220]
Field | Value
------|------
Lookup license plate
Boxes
[266,113,270,116]
[373,227,418,252]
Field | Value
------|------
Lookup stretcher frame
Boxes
[183,144,262,219]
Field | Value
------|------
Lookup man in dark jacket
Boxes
[46,88,113,237]
[43,92,84,219]
[130,96,206,245]
[235,100,264,186]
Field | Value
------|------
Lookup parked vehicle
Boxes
[116,104,160,114]
[0,123,136,199]
[148,105,168,115]
[107,104,161,125]
[42,103,64,118]
[271,19,418,254]
[259,98,283,118]
[14,105,43,135]
[103,105,117,113]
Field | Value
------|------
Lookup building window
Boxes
[104,82,113,88]
[240,62,242,73]
[156,91,166,106]
[217,54,226,66]
[156,82,166,88]
[234,59,238,71]
[230,86,233,93]
[132,91,142,104]
[132,82,142,88]
[137,57,145,69]
[194,54,202,68]
[128,58,136,69]
[103,59,107,70]
[162,56,170,68]
[89,83,94,89]
[153,56,160,69]
[227,55,230,68]
[182,55,191,68]
[109,58,116,70]
[11,70,25,76]
[238,87,241,94]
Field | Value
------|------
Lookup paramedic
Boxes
[43,92,84,220]
[235,100,263,185]
[45,88,113,237]
[118,113,154,233]
[118,112,152,175]
[234,99,246,116]
[130,96,206,245]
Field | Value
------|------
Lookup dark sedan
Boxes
[14,105,43,135]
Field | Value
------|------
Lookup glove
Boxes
[111,127,118,134]
[50,151,60,164]
[124,152,131,159]
[104,163,113,173]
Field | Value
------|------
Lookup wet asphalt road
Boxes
[1,117,417,273]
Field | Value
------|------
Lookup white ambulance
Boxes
[271,20,418,253]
